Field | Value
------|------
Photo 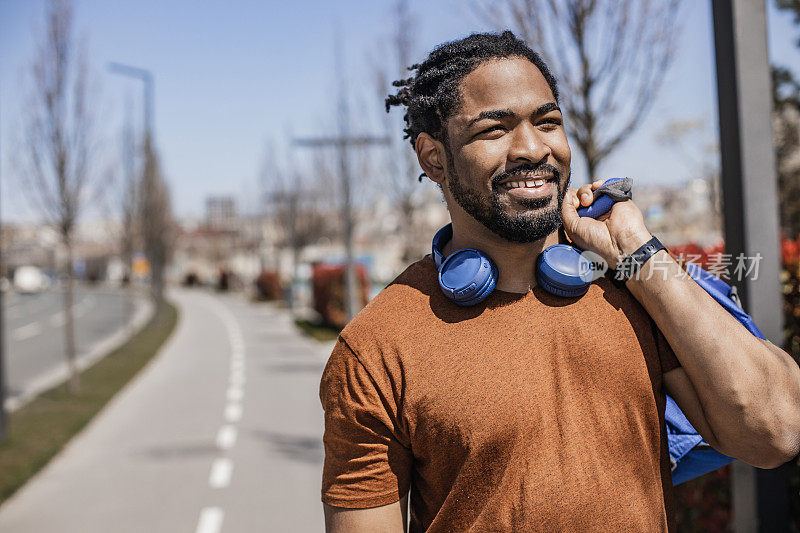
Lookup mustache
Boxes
[492,163,561,188]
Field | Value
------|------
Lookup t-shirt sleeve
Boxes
[319,337,412,509]
[653,322,681,374]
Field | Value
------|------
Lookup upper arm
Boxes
[324,495,408,533]
[320,339,413,511]
[663,367,724,452]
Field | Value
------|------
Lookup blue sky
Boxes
[1,0,799,223]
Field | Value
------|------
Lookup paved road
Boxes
[0,288,335,532]
[3,286,149,407]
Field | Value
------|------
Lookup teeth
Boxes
[505,179,548,189]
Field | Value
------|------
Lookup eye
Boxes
[475,124,505,137]
[538,117,562,129]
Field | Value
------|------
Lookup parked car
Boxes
[13,266,46,294]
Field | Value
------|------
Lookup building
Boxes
[205,196,238,231]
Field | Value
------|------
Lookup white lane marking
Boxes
[216,425,238,450]
[225,403,242,422]
[209,457,233,488]
[11,322,42,341]
[229,369,245,387]
[49,312,66,327]
[48,295,94,327]
[226,386,243,402]
[195,507,224,533]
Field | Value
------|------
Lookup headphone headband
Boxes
[431,223,453,268]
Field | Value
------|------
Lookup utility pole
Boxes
[293,134,390,321]
[294,34,390,322]
[712,1,788,531]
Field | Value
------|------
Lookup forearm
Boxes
[626,249,800,465]
[324,498,407,533]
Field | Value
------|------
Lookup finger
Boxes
[577,184,594,206]
[591,179,607,190]
[564,189,580,208]
[562,190,580,231]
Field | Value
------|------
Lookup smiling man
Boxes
[319,31,800,532]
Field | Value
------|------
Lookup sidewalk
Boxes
[0,288,335,532]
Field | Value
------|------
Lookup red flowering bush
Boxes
[671,236,800,530]
[254,270,282,301]
[311,263,370,328]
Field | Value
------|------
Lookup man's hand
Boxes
[561,179,651,269]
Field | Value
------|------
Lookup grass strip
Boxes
[0,301,178,504]
[294,319,341,342]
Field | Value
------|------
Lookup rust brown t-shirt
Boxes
[320,257,681,531]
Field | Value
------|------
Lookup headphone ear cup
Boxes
[536,244,593,298]
[535,271,590,298]
[438,248,498,306]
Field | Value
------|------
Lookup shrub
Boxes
[254,270,282,301]
[311,263,369,328]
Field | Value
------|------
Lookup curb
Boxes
[4,292,155,412]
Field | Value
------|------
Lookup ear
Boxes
[415,132,447,185]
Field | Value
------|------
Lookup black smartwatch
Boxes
[613,235,667,282]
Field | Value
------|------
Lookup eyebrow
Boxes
[466,102,561,129]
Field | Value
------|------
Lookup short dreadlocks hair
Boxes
[385,31,559,151]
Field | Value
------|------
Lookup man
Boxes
[319,31,800,531]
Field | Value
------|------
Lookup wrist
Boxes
[615,228,652,259]
[613,235,667,283]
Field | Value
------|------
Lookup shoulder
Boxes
[339,257,440,350]
[319,259,440,429]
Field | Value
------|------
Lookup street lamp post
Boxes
[0,88,7,442]
[108,63,154,141]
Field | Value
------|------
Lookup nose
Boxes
[507,122,551,164]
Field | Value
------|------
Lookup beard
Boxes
[446,155,570,243]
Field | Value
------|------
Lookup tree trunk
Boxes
[63,236,80,394]
[586,157,598,185]
[401,199,417,264]
[124,254,136,336]
[151,261,164,308]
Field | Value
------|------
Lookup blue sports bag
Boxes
[666,261,766,485]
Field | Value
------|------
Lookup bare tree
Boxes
[373,0,426,263]
[655,118,722,226]
[119,101,139,284]
[474,0,682,182]
[260,145,330,309]
[17,0,98,393]
[140,135,174,306]
[111,101,141,329]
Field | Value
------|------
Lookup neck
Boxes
[442,214,566,294]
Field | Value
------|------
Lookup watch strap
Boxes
[614,235,666,282]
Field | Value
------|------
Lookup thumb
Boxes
[561,189,581,236]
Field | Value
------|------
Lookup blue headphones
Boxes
[432,178,625,305]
